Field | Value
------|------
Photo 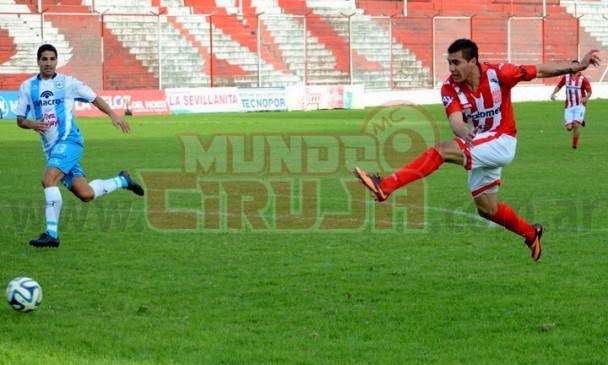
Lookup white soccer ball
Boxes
[6,277,42,312]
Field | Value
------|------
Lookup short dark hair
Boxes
[448,39,479,62]
[37,44,57,60]
[570,59,579,64]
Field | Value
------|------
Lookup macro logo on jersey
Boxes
[35,90,61,107]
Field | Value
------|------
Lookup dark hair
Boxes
[447,39,479,62]
[570,59,579,64]
[37,44,57,60]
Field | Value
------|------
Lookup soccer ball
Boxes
[6,277,42,312]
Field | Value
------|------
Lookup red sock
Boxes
[380,147,443,193]
[572,136,579,148]
[489,203,535,241]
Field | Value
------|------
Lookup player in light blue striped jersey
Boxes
[15,44,144,248]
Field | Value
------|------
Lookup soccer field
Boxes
[1,100,607,364]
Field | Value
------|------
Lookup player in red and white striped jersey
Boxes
[355,39,601,262]
[550,60,592,149]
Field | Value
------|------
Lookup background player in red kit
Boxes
[354,39,601,262]
[550,60,592,149]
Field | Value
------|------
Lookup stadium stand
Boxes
[0,0,606,90]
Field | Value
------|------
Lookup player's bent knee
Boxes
[75,192,95,202]
[477,208,494,219]
[71,183,95,202]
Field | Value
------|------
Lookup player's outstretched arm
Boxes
[550,85,562,101]
[92,96,131,133]
[536,49,601,78]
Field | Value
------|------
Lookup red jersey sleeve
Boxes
[488,63,538,88]
[556,75,566,89]
[440,82,461,117]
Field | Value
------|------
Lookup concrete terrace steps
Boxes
[185,0,294,76]
[0,12,72,72]
[560,0,608,47]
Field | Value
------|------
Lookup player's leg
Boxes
[571,122,581,149]
[29,155,68,247]
[571,105,585,149]
[70,169,144,201]
[563,107,572,131]
[564,107,577,148]
[466,134,542,261]
[469,177,534,241]
[353,139,457,201]
[474,190,542,261]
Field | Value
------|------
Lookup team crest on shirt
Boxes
[55,80,64,89]
[442,95,454,108]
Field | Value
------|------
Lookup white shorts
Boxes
[454,133,517,197]
[564,105,585,126]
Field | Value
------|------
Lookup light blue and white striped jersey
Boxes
[16,73,96,158]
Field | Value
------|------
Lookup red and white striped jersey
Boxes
[441,63,537,137]
[556,73,591,108]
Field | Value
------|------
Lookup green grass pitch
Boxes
[1,100,607,364]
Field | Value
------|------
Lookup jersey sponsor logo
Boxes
[35,90,61,107]
[44,112,58,126]
[35,98,61,107]
[464,105,501,121]
[442,95,454,108]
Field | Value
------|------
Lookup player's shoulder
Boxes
[20,74,39,85]
[60,74,91,90]
[18,74,39,92]
[483,62,515,73]
[58,73,79,83]
[441,76,458,91]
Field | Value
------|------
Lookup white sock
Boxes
[89,177,123,199]
[44,186,62,238]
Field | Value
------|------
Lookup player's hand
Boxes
[112,116,131,133]
[579,49,601,70]
[31,119,49,133]
[550,95,556,101]
[463,127,477,147]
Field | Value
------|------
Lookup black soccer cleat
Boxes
[119,170,144,196]
[29,232,60,248]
